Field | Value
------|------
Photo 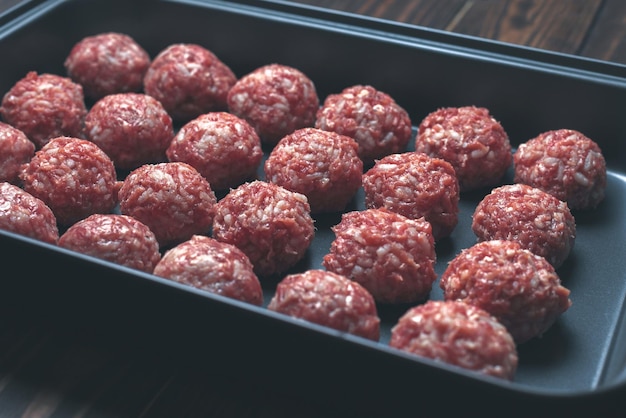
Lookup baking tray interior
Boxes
[1,0,626,414]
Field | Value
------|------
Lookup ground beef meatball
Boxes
[85,93,174,170]
[362,151,459,240]
[440,240,572,344]
[268,269,380,341]
[315,84,412,165]
[264,127,362,213]
[153,235,263,306]
[415,106,512,191]
[118,162,217,248]
[143,43,237,121]
[0,72,87,148]
[58,214,161,273]
[166,112,262,191]
[389,300,518,380]
[64,32,151,100]
[19,137,120,226]
[212,180,314,277]
[472,184,576,268]
[227,63,319,146]
[513,129,606,210]
[0,182,58,244]
[0,122,34,184]
[323,209,436,304]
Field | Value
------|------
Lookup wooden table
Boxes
[0,1,624,417]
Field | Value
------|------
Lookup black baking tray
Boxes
[1,0,626,416]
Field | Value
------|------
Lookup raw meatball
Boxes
[58,214,161,273]
[315,84,412,164]
[0,122,34,184]
[472,184,576,268]
[0,72,87,148]
[118,162,217,248]
[0,182,58,244]
[513,129,606,210]
[362,151,459,240]
[143,43,237,121]
[264,127,362,213]
[415,106,512,191]
[85,93,174,170]
[166,112,262,191]
[19,137,120,226]
[390,300,518,380]
[227,63,319,146]
[212,180,314,277]
[64,32,151,100]
[323,209,436,304]
[153,235,263,306]
[267,269,380,341]
[439,240,572,344]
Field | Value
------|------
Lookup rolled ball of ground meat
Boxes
[440,240,572,344]
[153,235,263,306]
[472,184,576,268]
[268,269,380,341]
[513,128,606,210]
[264,127,362,213]
[323,208,436,304]
[390,300,518,380]
[0,122,35,184]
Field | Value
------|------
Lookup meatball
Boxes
[166,112,262,191]
[472,184,576,268]
[0,72,87,148]
[64,32,151,100]
[212,180,314,277]
[315,84,412,165]
[0,122,35,184]
[323,209,436,304]
[415,106,512,191]
[362,151,459,240]
[227,63,319,146]
[439,240,572,344]
[19,137,120,226]
[153,235,263,306]
[268,269,380,341]
[143,43,237,121]
[58,214,161,273]
[118,162,217,248]
[389,300,518,380]
[264,127,362,213]
[0,182,58,244]
[513,129,606,210]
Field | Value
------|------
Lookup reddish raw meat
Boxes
[118,162,217,248]
[361,151,459,240]
[0,72,87,148]
[64,32,151,100]
[513,128,606,210]
[315,84,412,164]
[58,214,161,273]
[19,136,120,226]
[415,106,512,191]
[143,43,237,121]
[323,208,436,304]
[440,240,572,344]
[267,269,380,341]
[390,300,518,380]
[227,63,319,146]
[264,127,362,213]
[212,180,314,277]
[472,184,576,268]
[166,112,262,191]
[153,235,263,306]
[0,122,34,184]
[0,182,58,244]
[85,93,174,170]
